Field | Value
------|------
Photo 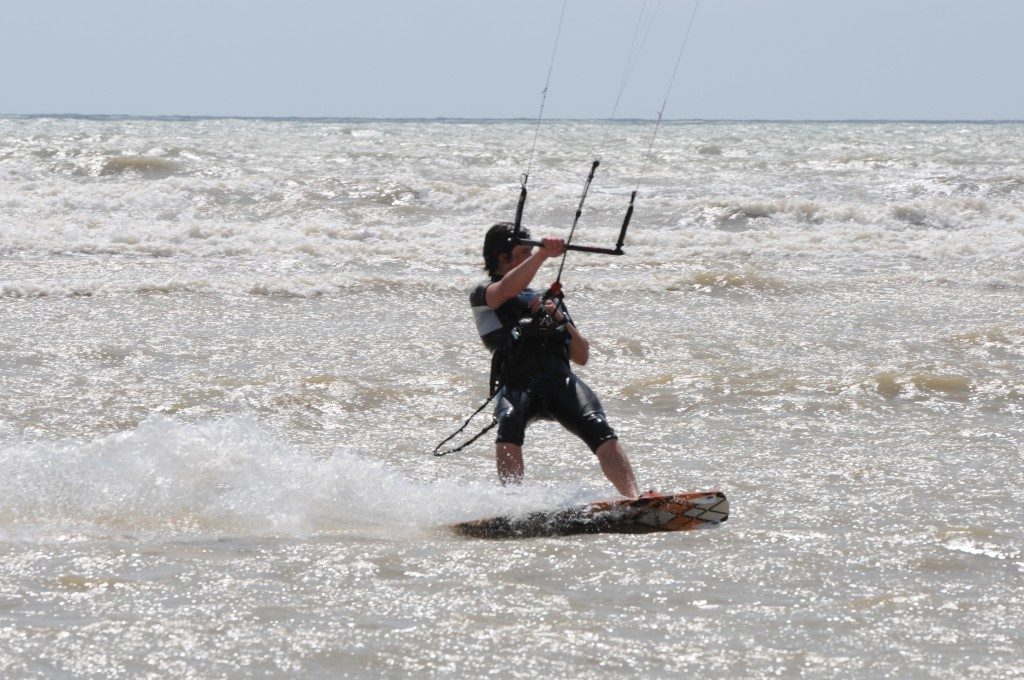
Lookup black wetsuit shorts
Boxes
[494,372,617,453]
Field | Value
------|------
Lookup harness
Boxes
[433,300,568,457]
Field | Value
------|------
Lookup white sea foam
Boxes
[1,278,214,298]
[0,415,572,542]
[1,118,1022,270]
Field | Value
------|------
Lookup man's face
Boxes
[509,244,534,268]
[499,244,534,273]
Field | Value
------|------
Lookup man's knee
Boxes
[494,389,529,447]
[494,408,527,447]
[579,412,617,453]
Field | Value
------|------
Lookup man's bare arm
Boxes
[484,238,564,308]
[564,321,590,366]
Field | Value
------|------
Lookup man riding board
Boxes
[469,222,640,498]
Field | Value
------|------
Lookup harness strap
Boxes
[433,419,498,458]
[432,390,500,457]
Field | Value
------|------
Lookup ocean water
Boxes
[1,116,1022,678]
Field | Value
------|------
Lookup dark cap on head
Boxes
[483,222,530,277]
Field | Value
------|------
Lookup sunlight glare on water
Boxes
[0,117,1022,677]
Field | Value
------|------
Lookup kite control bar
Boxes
[512,158,635,258]
[515,185,634,257]
[515,238,624,256]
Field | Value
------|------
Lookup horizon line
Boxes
[3,113,1023,125]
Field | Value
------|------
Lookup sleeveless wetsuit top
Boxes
[469,279,571,393]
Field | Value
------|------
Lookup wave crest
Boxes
[99,155,182,177]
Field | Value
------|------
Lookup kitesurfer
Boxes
[470,222,640,498]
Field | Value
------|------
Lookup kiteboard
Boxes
[454,490,728,539]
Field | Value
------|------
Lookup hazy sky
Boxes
[3,0,1022,120]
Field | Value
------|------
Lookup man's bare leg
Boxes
[595,439,640,498]
[496,443,524,485]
